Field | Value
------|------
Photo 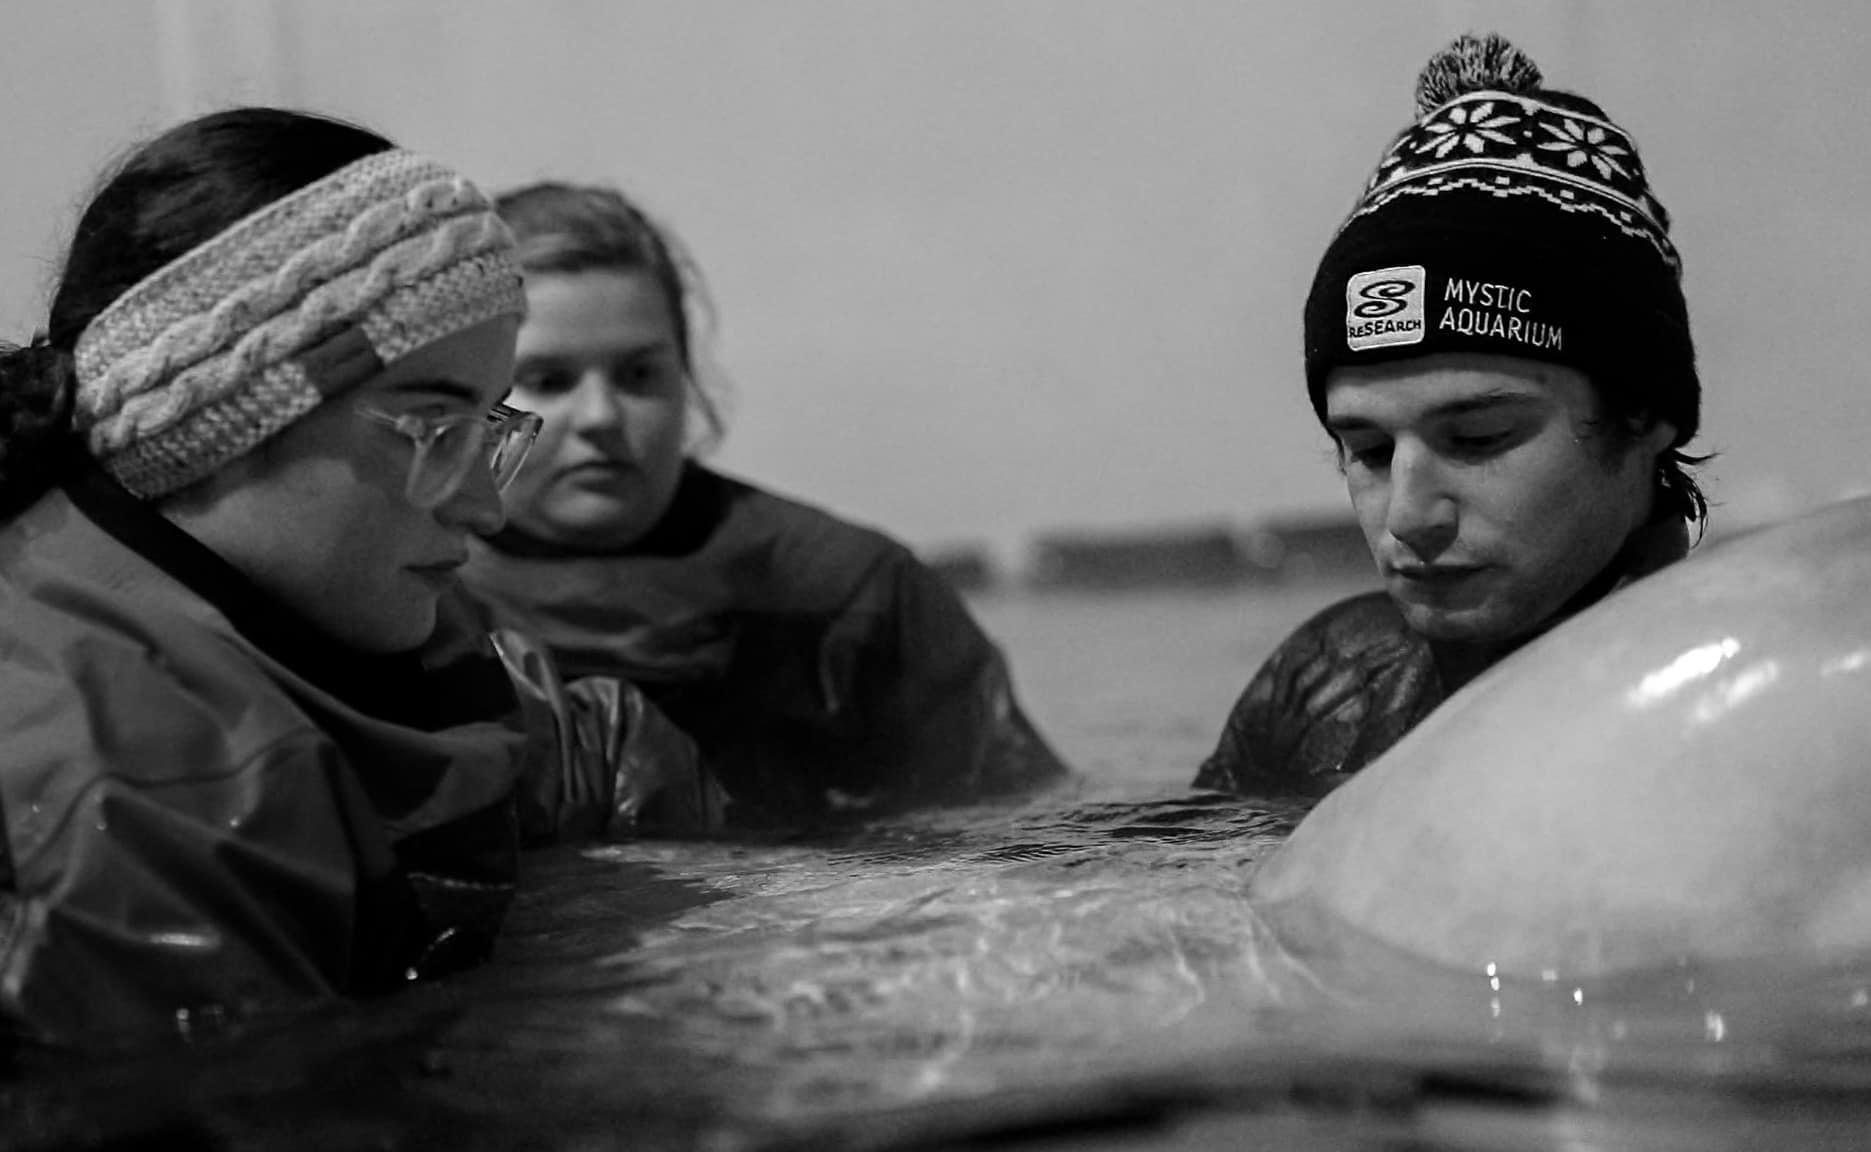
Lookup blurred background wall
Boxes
[2,1,1865,569]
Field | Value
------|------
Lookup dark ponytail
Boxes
[0,107,394,518]
[0,336,80,520]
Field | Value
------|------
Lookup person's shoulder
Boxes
[1,564,321,798]
[1274,588,1414,662]
[1196,589,1428,794]
[1246,589,1430,702]
[0,500,319,769]
[703,467,913,598]
[709,468,900,551]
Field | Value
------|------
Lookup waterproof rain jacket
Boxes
[1194,515,1691,799]
[0,466,714,1046]
[463,465,1070,826]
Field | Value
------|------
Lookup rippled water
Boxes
[13,585,1871,1151]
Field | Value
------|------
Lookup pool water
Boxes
[10,585,1871,1151]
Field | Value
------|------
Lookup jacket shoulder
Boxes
[1274,589,1417,666]
[0,548,323,792]
[707,469,915,607]
[1193,589,1427,796]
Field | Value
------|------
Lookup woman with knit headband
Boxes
[0,108,717,1046]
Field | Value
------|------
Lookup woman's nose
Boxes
[438,451,507,537]
[568,371,624,431]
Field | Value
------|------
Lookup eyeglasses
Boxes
[353,401,543,509]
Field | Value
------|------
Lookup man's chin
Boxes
[1393,598,1513,646]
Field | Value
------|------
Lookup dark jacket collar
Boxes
[1556,509,1691,616]
[485,461,727,560]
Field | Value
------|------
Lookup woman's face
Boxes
[501,270,690,551]
[163,317,520,653]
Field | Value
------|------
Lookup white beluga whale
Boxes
[1251,496,1871,979]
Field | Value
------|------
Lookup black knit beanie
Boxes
[1303,34,1698,447]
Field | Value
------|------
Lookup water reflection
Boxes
[10,588,1871,1150]
[1821,649,1871,679]
[458,790,1871,1149]
[1689,660,1780,726]
[10,785,1871,1151]
[1627,638,1740,709]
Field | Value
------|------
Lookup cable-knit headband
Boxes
[74,149,526,499]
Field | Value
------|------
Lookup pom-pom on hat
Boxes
[1302,33,1698,447]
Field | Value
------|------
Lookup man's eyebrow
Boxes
[1425,390,1538,419]
[1326,390,1538,435]
[1325,415,1379,436]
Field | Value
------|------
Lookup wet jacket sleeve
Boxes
[0,724,403,1047]
[1192,596,1443,799]
[1192,641,1315,798]
[838,555,1070,808]
[491,628,727,841]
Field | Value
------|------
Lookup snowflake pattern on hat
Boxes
[1537,116,1631,178]
[1355,90,1678,270]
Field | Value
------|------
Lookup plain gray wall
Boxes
[3,1,1866,563]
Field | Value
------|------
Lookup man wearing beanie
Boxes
[1196,33,1708,798]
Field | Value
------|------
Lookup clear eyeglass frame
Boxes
[353,400,543,509]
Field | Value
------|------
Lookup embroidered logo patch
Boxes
[1345,266,1426,351]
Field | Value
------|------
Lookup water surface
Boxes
[12,584,1871,1151]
